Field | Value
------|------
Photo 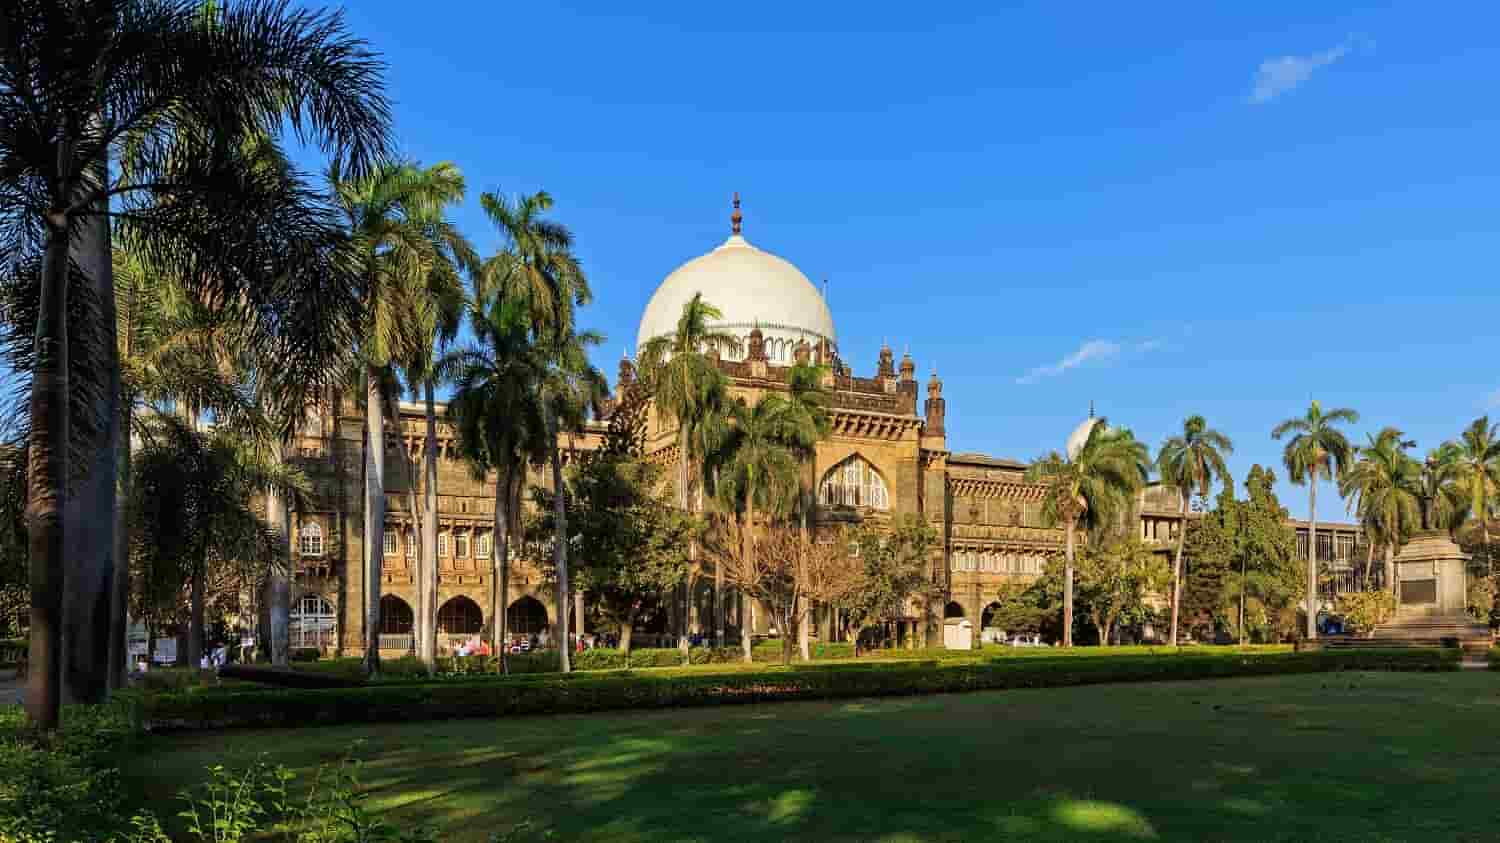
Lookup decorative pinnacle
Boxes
[1089,399,1095,419]
[731,192,742,235]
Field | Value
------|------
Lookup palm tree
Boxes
[442,296,547,674]
[2,0,389,728]
[1026,421,1150,646]
[535,328,609,674]
[475,191,590,334]
[1339,428,1420,594]
[1450,417,1500,576]
[638,294,741,651]
[331,160,472,677]
[1415,445,1466,533]
[1272,400,1359,639]
[1156,415,1233,647]
[778,361,832,658]
[715,396,802,662]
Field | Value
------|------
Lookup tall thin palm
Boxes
[332,160,474,677]
[638,294,741,650]
[535,328,609,674]
[441,296,547,674]
[1450,417,1500,576]
[2,0,390,728]
[1026,422,1150,646]
[715,397,802,662]
[1272,400,1358,639]
[776,362,831,658]
[1339,428,1419,594]
[476,191,591,337]
[1156,415,1233,647]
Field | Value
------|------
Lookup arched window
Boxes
[438,596,483,634]
[290,593,336,648]
[476,532,492,559]
[818,455,890,510]
[379,595,413,634]
[299,521,323,557]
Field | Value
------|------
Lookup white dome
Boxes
[636,234,835,360]
[1066,417,1103,461]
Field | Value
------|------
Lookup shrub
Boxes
[0,703,142,841]
[134,647,1455,732]
[290,648,321,662]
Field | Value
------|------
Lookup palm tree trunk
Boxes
[108,398,134,690]
[743,492,756,664]
[188,554,205,669]
[265,483,291,666]
[25,219,71,730]
[1169,490,1188,647]
[574,590,585,641]
[678,429,692,661]
[494,463,511,674]
[362,366,385,676]
[1385,544,1396,601]
[550,413,571,674]
[1364,539,1374,592]
[1063,520,1076,647]
[62,175,117,705]
[423,381,439,672]
[1307,481,1318,640]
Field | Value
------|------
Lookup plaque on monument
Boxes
[1399,579,1436,606]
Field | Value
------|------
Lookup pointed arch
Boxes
[818,453,891,510]
[506,595,549,635]
[379,595,413,634]
[437,596,484,634]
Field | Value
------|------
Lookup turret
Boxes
[923,368,946,445]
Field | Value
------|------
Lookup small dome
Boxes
[636,234,835,358]
[1066,417,1103,461]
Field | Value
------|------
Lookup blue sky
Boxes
[318,3,1496,520]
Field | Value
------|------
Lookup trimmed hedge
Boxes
[134,647,1455,732]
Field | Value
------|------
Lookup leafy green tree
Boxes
[1184,466,1301,643]
[1338,428,1419,593]
[1025,420,1150,646]
[1450,416,1500,575]
[1156,415,1233,646]
[532,386,694,655]
[777,362,832,657]
[637,294,740,651]
[1272,400,1358,639]
[331,160,473,677]
[2,0,390,729]
[840,515,939,651]
[1180,490,1234,638]
[1073,537,1169,645]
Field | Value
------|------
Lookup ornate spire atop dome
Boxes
[731,192,742,235]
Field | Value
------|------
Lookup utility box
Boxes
[943,618,973,650]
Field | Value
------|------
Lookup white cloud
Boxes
[1016,340,1122,385]
[1248,40,1361,104]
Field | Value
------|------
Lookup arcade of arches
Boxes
[278,205,1365,654]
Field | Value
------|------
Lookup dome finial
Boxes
[731,192,742,235]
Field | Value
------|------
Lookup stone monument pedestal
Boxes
[1371,530,1489,655]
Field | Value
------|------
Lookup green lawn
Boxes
[120,671,1500,842]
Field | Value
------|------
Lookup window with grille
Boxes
[454,531,469,558]
[383,530,397,556]
[405,531,416,558]
[299,521,323,557]
[438,532,449,557]
[290,594,336,648]
[818,455,890,510]
[477,532,491,558]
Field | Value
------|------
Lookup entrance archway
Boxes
[981,602,1002,630]
[507,595,548,635]
[437,596,483,634]
[379,595,413,634]
[944,601,965,619]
